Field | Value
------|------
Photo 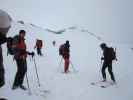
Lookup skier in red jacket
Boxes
[59,40,70,73]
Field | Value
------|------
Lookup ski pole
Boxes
[99,59,102,79]
[58,57,63,70]
[33,57,41,87]
[26,73,32,95]
[100,59,103,72]
[70,60,77,72]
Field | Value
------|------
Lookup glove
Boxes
[101,57,104,60]
[115,58,118,61]
[29,51,35,57]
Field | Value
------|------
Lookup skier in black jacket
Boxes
[100,43,116,83]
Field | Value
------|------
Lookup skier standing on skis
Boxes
[100,43,116,83]
[59,40,70,73]
[12,30,34,90]
[0,10,12,88]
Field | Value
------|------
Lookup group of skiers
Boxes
[59,41,117,83]
[0,10,117,92]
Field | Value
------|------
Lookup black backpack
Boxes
[108,47,116,60]
[7,35,19,55]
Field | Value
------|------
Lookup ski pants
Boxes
[63,54,70,73]
[101,61,115,81]
[37,48,42,56]
[64,58,69,73]
[13,59,27,87]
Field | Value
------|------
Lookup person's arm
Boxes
[0,37,7,45]
[27,51,35,57]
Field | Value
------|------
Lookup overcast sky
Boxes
[0,0,133,43]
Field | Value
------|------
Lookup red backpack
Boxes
[59,44,65,55]
[36,39,43,48]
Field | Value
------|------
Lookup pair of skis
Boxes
[91,80,117,88]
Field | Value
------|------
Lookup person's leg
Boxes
[39,48,42,56]
[37,48,40,55]
[13,59,22,88]
[0,46,5,88]
[64,58,69,73]
[101,62,107,81]
[13,59,27,90]
[108,63,115,82]
[19,59,27,86]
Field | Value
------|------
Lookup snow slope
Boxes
[0,22,133,100]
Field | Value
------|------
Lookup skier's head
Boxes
[66,40,69,45]
[65,40,70,48]
[19,30,26,38]
[100,43,106,50]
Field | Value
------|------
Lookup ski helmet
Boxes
[0,9,12,37]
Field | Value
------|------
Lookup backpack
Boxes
[7,35,19,55]
[59,44,65,55]
[108,47,116,60]
[59,44,70,56]
[36,39,43,48]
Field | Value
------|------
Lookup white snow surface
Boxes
[0,22,133,100]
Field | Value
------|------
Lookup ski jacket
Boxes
[103,47,114,63]
[14,36,27,60]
